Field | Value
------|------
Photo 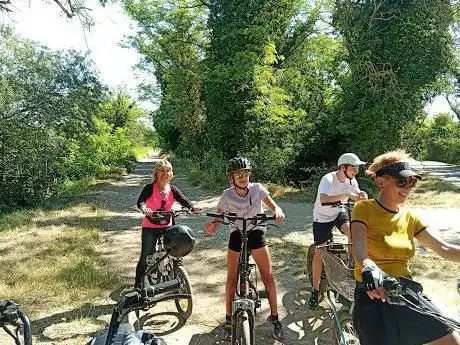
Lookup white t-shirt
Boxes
[313,171,360,223]
[217,182,269,233]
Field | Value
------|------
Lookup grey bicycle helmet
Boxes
[226,157,252,173]
[163,225,196,258]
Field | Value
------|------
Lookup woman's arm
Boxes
[416,228,460,262]
[137,184,153,211]
[171,185,194,209]
[352,221,374,268]
[352,221,386,300]
[263,195,285,222]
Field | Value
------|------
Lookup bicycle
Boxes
[383,276,460,332]
[89,282,187,345]
[319,242,359,345]
[205,212,277,345]
[140,208,194,320]
[306,201,355,304]
[0,300,32,345]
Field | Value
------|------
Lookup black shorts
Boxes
[312,212,349,245]
[228,230,266,252]
[353,287,453,345]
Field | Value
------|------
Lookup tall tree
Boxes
[333,0,453,158]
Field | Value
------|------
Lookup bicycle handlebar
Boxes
[382,276,460,331]
[321,201,355,207]
[0,300,32,345]
[205,212,276,221]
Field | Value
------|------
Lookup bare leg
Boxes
[251,246,278,316]
[225,249,240,317]
[428,331,460,345]
[312,246,322,290]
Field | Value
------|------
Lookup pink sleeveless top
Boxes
[142,183,174,229]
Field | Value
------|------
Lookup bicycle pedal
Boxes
[258,290,269,299]
[255,299,261,309]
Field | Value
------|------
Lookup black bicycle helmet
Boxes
[163,225,196,258]
[226,157,252,174]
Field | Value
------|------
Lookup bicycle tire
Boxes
[330,309,360,345]
[231,310,253,345]
[306,243,326,302]
[174,266,193,320]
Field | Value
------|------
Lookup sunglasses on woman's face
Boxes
[395,177,418,188]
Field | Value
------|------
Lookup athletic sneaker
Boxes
[308,288,320,310]
[267,315,284,340]
[222,321,232,341]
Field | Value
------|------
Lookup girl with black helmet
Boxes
[205,157,285,341]
[134,158,201,290]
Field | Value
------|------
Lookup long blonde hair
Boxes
[152,159,173,183]
[366,149,411,178]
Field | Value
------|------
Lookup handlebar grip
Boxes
[143,279,181,298]
[382,277,398,290]
[321,202,342,206]
[205,212,224,218]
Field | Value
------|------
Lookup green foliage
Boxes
[124,0,208,151]
[424,113,460,163]
[0,27,151,210]
[333,0,453,159]
[401,112,460,164]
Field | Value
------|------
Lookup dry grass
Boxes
[406,175,460,208]
[0,204,120,318]
[410,253,460,319]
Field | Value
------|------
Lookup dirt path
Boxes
[85,156,460,345]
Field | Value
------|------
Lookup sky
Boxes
[0,1,456,117]
[1,0,155,110]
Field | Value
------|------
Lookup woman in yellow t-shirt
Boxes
[351,149,460,345]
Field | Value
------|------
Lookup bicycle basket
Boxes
[319,244,355,302]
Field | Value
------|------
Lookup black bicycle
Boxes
[88,282,187,345]
[206,212,276,345]
[383,276,460,332]
[306,201,355,303]
[140,208,194,320]
[0,300,32,345]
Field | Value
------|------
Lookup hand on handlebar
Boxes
[358,191,368,200]
[362,263,388,302]
[205,222,218,234]
[142,207,155,216]
[191,207,202,214]
[273,206,285,223]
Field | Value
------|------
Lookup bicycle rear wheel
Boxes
[231,310,253,345]
[331,309,360,345]
[174,266,193,320]
[306,243,326,302]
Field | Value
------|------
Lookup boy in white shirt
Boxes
[308,153,368,309]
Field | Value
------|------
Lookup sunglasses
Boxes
[395,177,418,188]
[234,171,251,179]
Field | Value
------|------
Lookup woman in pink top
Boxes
[134,159,200,289]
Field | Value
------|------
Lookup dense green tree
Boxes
[124,0,208,152]
[333,0,453,159]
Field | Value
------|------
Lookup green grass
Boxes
[0,207,120,318]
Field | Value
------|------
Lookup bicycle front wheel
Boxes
[231,310,253,345]
[331,309,360,345]
[306,243,326,302]
[174,266,193,320]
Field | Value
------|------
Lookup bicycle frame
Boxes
[384,277,460,332]
[205,212,276,345]
[104,282,184,345]
[0,300,32,345]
